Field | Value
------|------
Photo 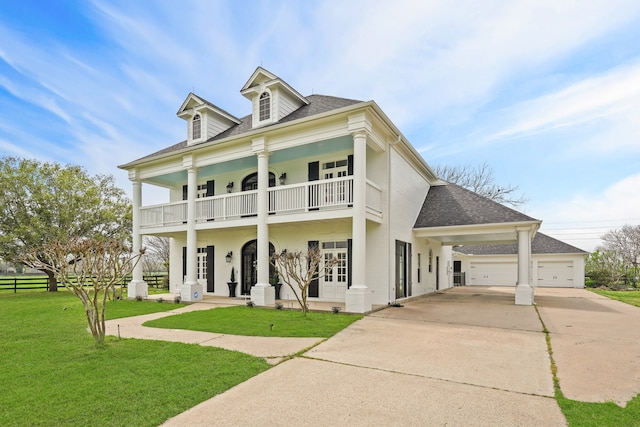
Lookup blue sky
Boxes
[1,0,640,251]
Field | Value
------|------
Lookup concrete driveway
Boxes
[164,286,594,426]
[112,286,640,426]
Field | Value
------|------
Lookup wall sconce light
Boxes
[225,251,233,263]
[226,182,234,193]
[279,173,286,185]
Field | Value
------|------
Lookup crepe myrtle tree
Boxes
[23,237,144,345]
[0,156,132,291]
[271,246,339,315]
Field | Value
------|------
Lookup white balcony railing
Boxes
[140,201,187,227]
[139,176,382,228]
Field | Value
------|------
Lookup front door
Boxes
[320,241,348,300]
[241,240,275,296]
[436,256,440,290]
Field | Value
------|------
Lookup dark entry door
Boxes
[241,240,275,296]
[436,256,440,290]
[241,241,257,296]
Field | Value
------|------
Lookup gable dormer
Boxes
[177,93,241,146]
[240,67,310,129]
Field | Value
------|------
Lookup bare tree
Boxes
[602,225,640,286]
[142,236,170,274]
[23,238,143,345]
[271,247,339,315]
[434,162,527,207]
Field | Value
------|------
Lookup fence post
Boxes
[14,278,17,293]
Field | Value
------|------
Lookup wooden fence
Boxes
[0,274,167,293]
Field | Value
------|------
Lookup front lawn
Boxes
[0,292,270,427]
[144,305,364,337]
[589,289,640,308]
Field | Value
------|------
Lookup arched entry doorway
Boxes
[241,240,275,295]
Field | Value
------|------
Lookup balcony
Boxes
[139,177,382,229]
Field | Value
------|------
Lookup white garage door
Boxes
[470,262,517,286]
[537,262,574,287]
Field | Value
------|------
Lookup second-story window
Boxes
[193,115,201,140]
[259,92,270,121]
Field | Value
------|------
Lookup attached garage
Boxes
[455,233,587,289]
[537,261,575,287]
[470,262,517,286]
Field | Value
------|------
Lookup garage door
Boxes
[469,262,517,286]
[537,262,574,287]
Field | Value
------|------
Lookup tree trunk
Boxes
[45,269,58,292]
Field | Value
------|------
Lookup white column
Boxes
[515,227,534,305]
[346,131,372,313]
[181,166,203,302]
[251,148,275,306]
[128,179,148,298]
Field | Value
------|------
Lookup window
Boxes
[197,247,208,280]
[259,92,270,121]
[192,115,201,140]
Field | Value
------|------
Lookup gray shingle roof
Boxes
[414,182,538,228]
[125,94,363,165]
[454,232,587,255]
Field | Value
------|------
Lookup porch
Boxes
[139,176,383,228]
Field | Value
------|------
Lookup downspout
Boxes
[387,136,400,304]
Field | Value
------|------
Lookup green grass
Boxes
[589,289,640,307]
[0,292,270,427]
[144,305,363,338]
[557,392,640,426]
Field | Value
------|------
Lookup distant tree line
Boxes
[586,225,640,289]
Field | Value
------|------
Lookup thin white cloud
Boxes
[485,62,640,143]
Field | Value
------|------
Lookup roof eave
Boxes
[119,100,374,170]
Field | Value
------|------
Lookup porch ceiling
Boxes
[140,135,353,188]
[413,222,540,246]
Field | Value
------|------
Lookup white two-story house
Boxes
[119,67,542,313]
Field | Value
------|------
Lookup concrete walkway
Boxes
[106,287,640,426]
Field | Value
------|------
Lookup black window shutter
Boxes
[347,238,352,289]
[347,154,354,176]
[206,246,215,292]
[308,161,319,181]
[182,185,188,201]
[308,162,320,211]
[206,180,215,197]
[182,246,187,278]
[308,240,319,298]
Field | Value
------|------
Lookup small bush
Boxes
[246,301,254,308]
[331,306,341,314]
[135,295,143,302]
[275,302,283,310]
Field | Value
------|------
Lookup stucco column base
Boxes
[345,287,372,313]
[180,282,204,302]
[127,280,148,299]
[251,284,275,307]
[515,284,534,305]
